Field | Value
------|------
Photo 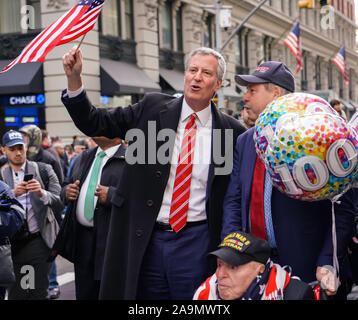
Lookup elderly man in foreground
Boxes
[193,231,314,300]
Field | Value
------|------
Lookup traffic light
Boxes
[319,0,331,7]
[298,0,315,8]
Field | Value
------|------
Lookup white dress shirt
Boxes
[156,98,212,224]
[76,144,120,227]
[13,164,50,233]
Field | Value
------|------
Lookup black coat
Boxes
[51,144,126,279]
[62,91,246,299]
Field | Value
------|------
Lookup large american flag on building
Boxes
[0,0,105,74]
[332,46,349,85]
[283,22,303,73]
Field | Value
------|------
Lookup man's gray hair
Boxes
[264,82,291,96]
[185,47,226,81]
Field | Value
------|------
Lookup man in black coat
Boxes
[61,47,246,299]
[51,137,126,299]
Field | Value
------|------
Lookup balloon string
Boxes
[331,199,339,290]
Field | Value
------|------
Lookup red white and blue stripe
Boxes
[332,46,349,85]
[0,0,105,74]
[283,22,303,73]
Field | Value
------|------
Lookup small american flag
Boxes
[283,22,303,73]
[0,0,105,74]
[332,46,349,85]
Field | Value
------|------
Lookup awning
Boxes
[0,61,43,95]
[159,68,184,92]
[100,59,161,95]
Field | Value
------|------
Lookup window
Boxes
[244,33,249,68]
[161,1,173,49]
[99,0,134,40]
[339,72,343,98]
[288,0,292,16]
[301,53,308,91]
[124,0,134,40]
[349,69,353,100]
[203,14,214,48]
[234,29,249,76]
[26,0,41,30]
[0,0,41,34]
[263,36,272,61]
[0,0,21,34]
[100,0,120,37]
[315,57,321,90]
[328,60,333,89]
[176,5,183,52]
[234,31,243,66]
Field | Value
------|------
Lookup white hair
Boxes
[185,47,226,81]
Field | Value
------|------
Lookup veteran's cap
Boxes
[209,231,271,267]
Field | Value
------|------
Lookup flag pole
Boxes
[76,34,86,51]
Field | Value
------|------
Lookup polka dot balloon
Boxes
[254,93,358,201]
[348,111,358,188]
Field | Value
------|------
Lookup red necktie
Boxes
[169,114,197,232]
[250,155,267,240]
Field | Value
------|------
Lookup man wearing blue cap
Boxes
[222,61,358,299]
[0,130,63,300]
[235,61,294,127]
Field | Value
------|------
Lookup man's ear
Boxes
[273,86,282,99]
[258,263,266,274]
[215,79,223,92]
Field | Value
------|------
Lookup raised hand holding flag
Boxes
[0,0,105,74]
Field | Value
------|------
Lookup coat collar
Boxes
[158,95,183,132]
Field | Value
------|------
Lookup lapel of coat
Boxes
[158,96,183,181]
[2,165,14,188]
[79,148,97,187]
[112,142,126,160]
[158,96,183,134]
[243,129,257,231]
[206,102,229,199]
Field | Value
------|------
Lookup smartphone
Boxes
[23,174,33,182]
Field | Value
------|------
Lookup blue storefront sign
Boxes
[0,94,45,106]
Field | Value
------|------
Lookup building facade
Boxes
[0,0,357,142]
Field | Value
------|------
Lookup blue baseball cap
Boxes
[235,61,295,93]
[2,130,26,147]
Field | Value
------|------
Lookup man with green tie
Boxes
[52,136,126,300]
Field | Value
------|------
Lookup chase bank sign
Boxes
[8,94,45,105]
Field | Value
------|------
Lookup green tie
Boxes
[84,150,106,222]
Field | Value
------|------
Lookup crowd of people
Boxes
[0,46,358,301]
